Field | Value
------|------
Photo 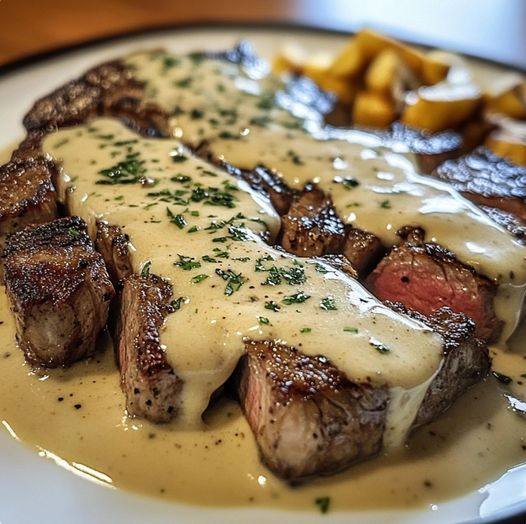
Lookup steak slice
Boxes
[2,216,114,367]
[343,226,385,278]
[280,184,346,257]
[238,340,388,480]
[238,306,488,480]
[0,158,57,255]
[435,147,526,225]
[117,273,181,422]
[95,221,133,285]
[23,61,169,138]
[367,226,502,342]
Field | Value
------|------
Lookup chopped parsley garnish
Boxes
[314,263,328,274]
[140,260,152,277]
[333,176,359,189]
[320,297,337,311]
[191,274,209,284]
[380,199,392,209]
[215,268,246,295]
[218,131,240,140]
[67,228,80,239]
[258,316,270,325]
[97,152,149,185]
[264,301,281,312]
[300,327,312,333]
[315,497,331,514]
[171,174,192,183]
[190,108,204,119]
[187,226,199,233]
[174,255,201,271]
[166,208,187,229]
[171,153,188,163]
[287,149,304,165]
[202,255,218,263]
[162,55,180,71]
[174,77,192,88]
[343,326,359,333]
[369,338,390,354]
[282,291,310,305]
[170,297,185,311]
[257,93,274,110]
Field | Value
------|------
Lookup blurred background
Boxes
[0,0,525,68]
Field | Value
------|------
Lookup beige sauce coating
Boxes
[126,51,526,340]
[42,118,442,434]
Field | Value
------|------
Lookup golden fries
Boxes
[353,91,397,128]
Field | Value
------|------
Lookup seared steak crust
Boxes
[280,184,346,257]
[367,226,502,342]
[0,158,57,254]
[435,147,526,225]
[24,61,170,137]
[238,340,388,480]
[2,216,114,367]
[117,274,181,422]
[343,226,385,278]
[95,221,133,285]
[238,303,489,480]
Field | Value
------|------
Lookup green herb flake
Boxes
[300,327,312,333]
[170,296,185,311]
[315,496,331,514]
[333,176,360,189]
[140,260,152,277]
[264,301,281,312]
[191,274,209,284]
[167,208,187,229]
[215,268,246,296]
[174,254,201,271]
[320,297,337,311]
[343,326,359,333]
[369,338,390,354]
[282,292,310,305]
[380,199,392,209]
[258,316,270,325]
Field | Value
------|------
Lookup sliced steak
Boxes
[280,184,346,257]
[95,221,133,285]
[343,226,385,278]
[238,305,488,480]
[117,273,181,422]
[23,61,169,138]
[0,158,57,255]
[2,216,114,367]
[435,147,526,225]
[367,226,502,342]
[238,339,388,480]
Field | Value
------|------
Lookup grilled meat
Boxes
[280,184,346,257]
[117,273,181,422]
[367,226,502,342]
[435,147,526,227]
[0,158,57,256]
[238,305,488,480]
[2,216,114,367]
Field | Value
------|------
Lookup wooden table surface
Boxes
[0,0,525,68]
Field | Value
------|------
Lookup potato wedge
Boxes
[485,81,526,120]
[329,38,366,78]
[486,120,526,166]
[401,83,481,132]
[353,90,397,128]
[421,55,451,85]
[272,44,307,75]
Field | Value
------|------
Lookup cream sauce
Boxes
[42,118,442,434]
[126,51,526,340]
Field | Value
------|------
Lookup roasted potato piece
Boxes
[329,38,366,78]
[421,55,451,85]
[401,83,481,132]
[353,90,397,128]
[486,129,526,167]
[272,44,307,75]
[485,81,526,120]
[365,49,418,96]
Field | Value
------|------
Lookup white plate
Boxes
[0,24,524,524]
